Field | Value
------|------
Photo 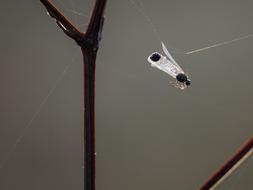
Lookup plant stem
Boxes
[40,1,107,190]
[198,136,253,190]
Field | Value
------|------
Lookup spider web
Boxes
[129,0,253,56]
[1,1,253,189]
[51,0,93,32]
[0,0,91,170]
[129,0,253,189]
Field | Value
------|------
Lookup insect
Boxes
[147,42,191,90]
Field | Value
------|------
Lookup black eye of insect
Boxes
[176,73,187,83]
[150,53,161,62]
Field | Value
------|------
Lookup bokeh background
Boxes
[0,0,253,189]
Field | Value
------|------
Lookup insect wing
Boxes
[161,41,184,73]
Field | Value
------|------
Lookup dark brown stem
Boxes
[39,1,107,190]
[85,0,107,43]
[82,48,97,190]
[198,136,253,190]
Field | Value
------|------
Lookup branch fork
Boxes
[40,0,106,50]
[40,1,107,190]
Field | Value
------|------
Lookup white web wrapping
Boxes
[147,50,188,90]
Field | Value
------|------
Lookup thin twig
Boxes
[198,136,253,190]
[40,0,84,40]
[40,1,107,190]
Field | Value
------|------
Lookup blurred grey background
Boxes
[0,0,253,189]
